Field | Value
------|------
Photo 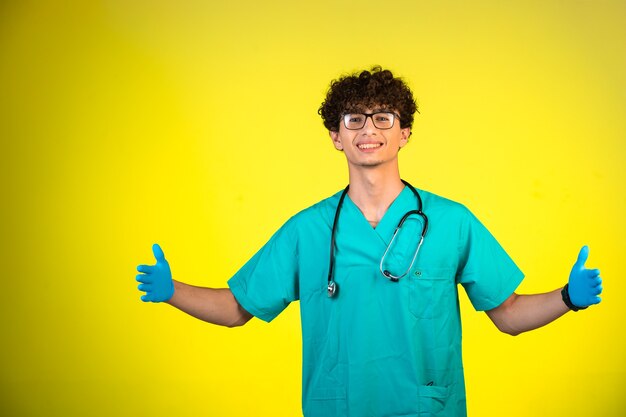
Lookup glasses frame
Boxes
[342,111,400,130]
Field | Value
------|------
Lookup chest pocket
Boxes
[409,267,455,319]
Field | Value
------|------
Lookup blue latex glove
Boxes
[136,243,175,302]
[568,245,602,308]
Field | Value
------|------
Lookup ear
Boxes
[329,130,343,151]
[399,127,411,148]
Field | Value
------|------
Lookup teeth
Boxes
[358,143,381,149]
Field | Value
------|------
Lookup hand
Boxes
[568,246,602,308]
[136,243,175,303]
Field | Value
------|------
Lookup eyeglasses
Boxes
[342,112,399,130]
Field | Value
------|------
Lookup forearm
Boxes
[487,288,569,336]
[487,246,603,335]
[166,280,253,328]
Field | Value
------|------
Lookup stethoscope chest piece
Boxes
[327,280,337,298]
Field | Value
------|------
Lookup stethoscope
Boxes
[327,179,429,298]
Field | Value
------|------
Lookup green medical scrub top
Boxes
[228,186,524,417]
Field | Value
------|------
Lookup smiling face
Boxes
[329,106,411,170]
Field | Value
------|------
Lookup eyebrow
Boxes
[345,107,394,114]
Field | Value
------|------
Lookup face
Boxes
[329,107,411,169]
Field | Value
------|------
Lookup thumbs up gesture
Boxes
[136,244,175,303]
[567,246,603,309]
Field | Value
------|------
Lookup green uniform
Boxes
[229,186,524,416]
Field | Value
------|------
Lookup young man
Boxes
[136,67,603,417]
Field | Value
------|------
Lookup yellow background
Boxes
[1,1,624,416]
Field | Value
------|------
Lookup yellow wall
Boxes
[1,1,624,416]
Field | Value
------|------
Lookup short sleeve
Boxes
[227,218,300,322]
[456,208,524,311]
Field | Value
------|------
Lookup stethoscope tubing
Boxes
[327,180,428,297]
[327,185,349,297]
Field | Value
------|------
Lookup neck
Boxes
[346,165,405,227]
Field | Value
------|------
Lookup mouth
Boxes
[356,142,383,151]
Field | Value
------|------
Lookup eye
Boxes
[348,115,364,123]
[374,114,391,122]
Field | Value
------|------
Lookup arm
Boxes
[486,290,568,336]
[136,244,253,328]
[486,246,602,336]
[167,281,253,327]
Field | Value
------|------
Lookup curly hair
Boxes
[318,66,418,132]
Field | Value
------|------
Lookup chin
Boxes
[357,160,385,168]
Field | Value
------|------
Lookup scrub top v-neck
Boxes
[228,186,524,417]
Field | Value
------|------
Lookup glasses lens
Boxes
[372,112,394,129]
[343,113,396,130]
[344,114,366,129]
